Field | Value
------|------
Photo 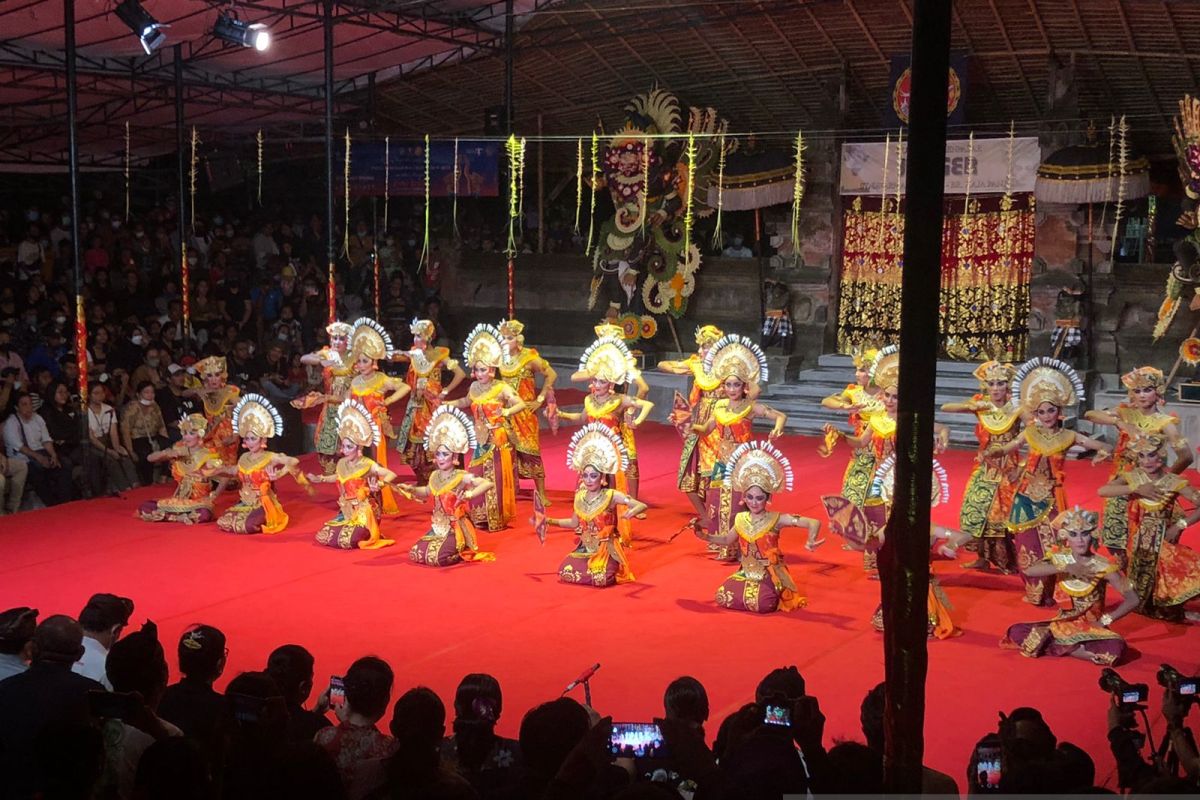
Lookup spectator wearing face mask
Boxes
[130,346,167,393]
[4,392,72,506]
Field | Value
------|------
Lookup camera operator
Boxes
[1161,669,1200,784]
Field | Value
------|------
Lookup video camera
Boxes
[1157,664,1200,709]
[1100,668,1150,709]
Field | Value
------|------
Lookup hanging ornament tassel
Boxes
[451,137,460,239]
[420,133,431,271]
[684,131,696,258]
[639,135,650,236]
[585,132,598,257]
[124,121,132,221]
[999,121,1015,258]
[790,130,805,263]
[712,134,727,251]
[506,134,520,257]
[383,136,390,235]
[892,128,903,242]
[185,126,199,339]
[875,132,891,257]
[256,129,263,206]
[342,128,351,258]
[1100,116,1116,234]
[574,137,584,234]
[517,136,527,224]
[1110,115,1128,263]
[957,131,975,262]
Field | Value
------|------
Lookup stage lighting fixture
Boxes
[114,0,167,55]
[213,13,271,51]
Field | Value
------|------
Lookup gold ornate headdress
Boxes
[349,317,394,361]
[194,356,226,378]
[973,360,1015,386]
[728,440,794,495]
[703,334,769,385]
[577,335,637,384]
[335,398,380,447]
[178,413,209,436]
[232,392,283,439]
[869,345,900,390]
[694,324,724,348]
[1012,357,1084,411]
[326,321,353,339]
[423,405,477,455]
[1126,432,1167,455]
[1052,506,1099,536]
[463,323,504,368]
[870,454,951,507]
[409,318,436,341]
[566,422,629,475]
[851,345,880,370]
[593,322,625,340]
[1121,366,1166,394]
[498,318,525,338]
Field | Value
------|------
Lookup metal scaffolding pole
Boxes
[174,45,191,346]
[325,0,337,324]
[64,0,87,412]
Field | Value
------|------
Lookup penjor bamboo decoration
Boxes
[383,136,390,235]
[517,136,527,224]
[574,137,583,234]
[790,130,805,263]
[684,131,696,257]
[124,121,131,222]
[585,132,598,256]
[639,135,650,236]
[998,122,1015,258]
[957,132,975,262]
[256,130,263,206]
[506,134,521,256]
[184,126,199,338]
[875,132,891,257]
[452,137,460,238]
[1110,115,1128,263]
[342,128,351,258]
[420,133,430,271]
[892,128,903,247]
[712,133,726,251]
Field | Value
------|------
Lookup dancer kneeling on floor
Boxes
[216,393,308,535]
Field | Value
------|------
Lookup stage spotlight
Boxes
[114,0,167,55]
[213,13,271,52]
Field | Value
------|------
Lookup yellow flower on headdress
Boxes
[577,335,636,384]
[1012,357,1084,411]
[326,321,353,339]
[703,334,769,385]
[728,441,793,495]
[233,393,283,440]
[972,360,1015,386]
[336,399,380,447]
[178,413,209,437]
[694,324,723,348]
[409,319,436,341]
[851,345,881,371]
[194,356,227,378]
[566,422,629,475]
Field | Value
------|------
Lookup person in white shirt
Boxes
[72,593,133,691]
[722,234,754,258]
[0,450,28,515]
[3,392,72,505]
[0,607,37,682]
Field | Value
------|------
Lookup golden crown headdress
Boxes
[973,360,1015,386]
[409,318,436,341]
[869,345,900,390]
[1012,357,1084,411]
[695,324,724,348]
[423,405,477,455]
[703,334,769,385]
[463,323,504,369]
[577,335,637,384]
[1052,506,1099,536]
[194,356,226,378]
[870,454,951,508]
[1126,432,1167,455]
[1121,366,1166,394]
[593,322,626,340]
[233,393,283,440]
[178,413,209,436]
[498,318,525,338]
[728,441,793,495]
[349,317,394,361]
[326,321,353,339]
[851,345,881,370]
[566,422,629,475]
[335,398,380,447]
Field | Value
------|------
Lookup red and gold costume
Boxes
[348,317,408,515]
[194,356,240,467]
[297,321,354,474]
[396,319,462,486]
[313,399,397,550]
[497,318,555,498]
[662,325,724,495]
[217,394,305,535]
[137,414,220,524]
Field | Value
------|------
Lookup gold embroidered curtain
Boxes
[836,193,1034,361]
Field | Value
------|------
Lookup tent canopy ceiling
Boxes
[3,0,1200,169]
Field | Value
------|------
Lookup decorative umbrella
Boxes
[1035,141,1149,204]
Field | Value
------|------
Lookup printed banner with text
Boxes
[839,137,1040,196]
[341,140,500,198]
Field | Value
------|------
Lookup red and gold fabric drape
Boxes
[837,193,1034,361]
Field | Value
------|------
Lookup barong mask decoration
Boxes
[424,405,477,456]
[349,317,394,362]
[1012,357,1084,413]
[578,335,637,385]
[869,345,900,391]
[728,440,793,495]
[567,422,629,476]
[463,324,504,370]
[695,325,724,349]
[1121,366,1166,402]
[233,393,284,440]
[704,334,769,386]
[195,356,227,381]
[870,454,951,508]
[178,413,209,438]
[336,399,381,448]
[973,360,1016,389]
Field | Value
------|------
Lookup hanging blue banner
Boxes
[341,139,500,197]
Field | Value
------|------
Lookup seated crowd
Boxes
[1,596,1198,799]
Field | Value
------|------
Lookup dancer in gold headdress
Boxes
[497,318,557,505]
[1097,433,1200,622]
[1085,366,1191,569]
[448,324,526,532]
[347,317,410,515]
[658,324,724,524]
[990,358,1110,607]
[392,319,466,487]
[216,394,305,535]
[306,399,401,550]
[821,345,884,505]
[690,335,788,558]
[548,423,646,587]
[939,360,1024,572]
[194,356,240,468]
[694,441,819,613]
[293,321,354,475]
[137,414,222,524]
[398,406,495,567]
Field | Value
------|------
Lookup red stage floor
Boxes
[2,423,1198,789]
